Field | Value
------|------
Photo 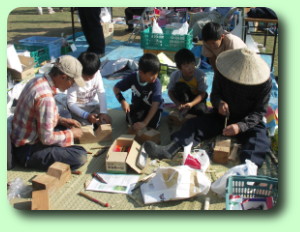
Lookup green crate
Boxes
[225,175,278,210]
[141,27,193,52]
[14,44,50,67]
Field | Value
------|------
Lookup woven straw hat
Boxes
[216,48,270,85]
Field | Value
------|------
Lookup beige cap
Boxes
[216,48,270,85]
[55,55,85,87]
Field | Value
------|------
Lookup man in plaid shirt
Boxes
[11,55,87,170]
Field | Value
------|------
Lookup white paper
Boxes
[86,173,140,194]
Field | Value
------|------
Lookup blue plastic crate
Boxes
[19,36,63,60]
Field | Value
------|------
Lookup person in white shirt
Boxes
[67,52,111,127]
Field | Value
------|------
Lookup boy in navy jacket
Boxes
[113,53,163,131]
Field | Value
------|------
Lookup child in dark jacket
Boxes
[113,53,163,131]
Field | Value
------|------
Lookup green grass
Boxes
[252,35,279,77]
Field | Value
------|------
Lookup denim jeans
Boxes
[12,142,87,171]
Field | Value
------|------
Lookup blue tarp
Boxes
[69,37,278,112]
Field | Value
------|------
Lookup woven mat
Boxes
[7,109,278,210]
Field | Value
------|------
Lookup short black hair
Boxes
[78,52,101,76]
[138,53,160,74]
[202,22,225,41]
[174,48,196,69]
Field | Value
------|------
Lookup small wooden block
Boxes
[31,190,49,210]
[47,162,71,187]
[213,146,231,164]
[95,124,112,142]
[79,125,98,144]
[79,124,112,144]
[213,137,231,164]
[32,174,59,194]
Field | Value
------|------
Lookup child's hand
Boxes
[87,113,100,124]
[99,113,112,124]
[121,101,130,113]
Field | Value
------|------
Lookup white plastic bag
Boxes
[172,21,189,35]
[211,159,258,197]
[152,19,163,34]
[100,7,111,23]
[182,149,210,172]
[140,165,211,204]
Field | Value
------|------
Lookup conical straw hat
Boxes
[216,48,270,85]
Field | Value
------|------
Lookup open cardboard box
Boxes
[8,55,36,81]
[106,134,144,174]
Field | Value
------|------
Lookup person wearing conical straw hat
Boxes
[143,48,272,168]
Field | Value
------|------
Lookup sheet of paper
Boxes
[86,173,140,194]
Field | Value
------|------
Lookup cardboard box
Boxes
[8,55,35,81]
[106,134,143,174]
[79,124,112,144]
[101,22,114,45]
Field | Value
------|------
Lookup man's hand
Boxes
[223,124,240,136]
[121,101,130,113]
[87,113,100,124]
[218,101,230,116]
[71,127,83,139]
[59,117,81,128]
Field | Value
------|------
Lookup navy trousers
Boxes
[171,112,271,167]
[12,142,87,171]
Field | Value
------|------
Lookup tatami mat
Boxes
[8,108,277,210]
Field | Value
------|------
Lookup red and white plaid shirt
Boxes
[11,74,73,147]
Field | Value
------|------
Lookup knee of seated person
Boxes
[72,153,87,170]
